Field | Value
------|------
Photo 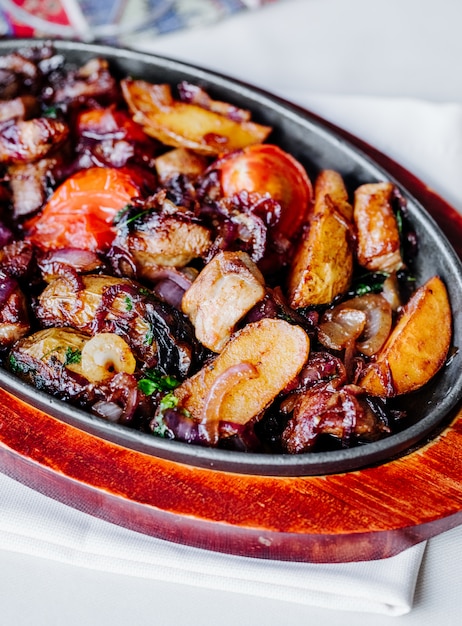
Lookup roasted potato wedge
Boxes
[121,79,271,156]
[354,182,404,272]
[155,147,209,183]
[182,251,266,352]
[359,276,452,396]
[174,318,310,437]
[288,169,354,307]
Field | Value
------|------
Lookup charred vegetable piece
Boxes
[8,327,90,401]
[359,276,452,396]
[0,52,39,99]
[75,107,160,171]
[288,169,354,308]
[52,58,118,104]
[354,182,404,272]
[121,79,272,156]
[0,118,69,165]
[0,95,40,123]
[0,271,30,348]
[8,157,57,218]
[0,241,35,280]
[282,383,390,453]
[35,274,199,377]
[174,318,310,444]
[182,250,266,352]
[112,194,212,275]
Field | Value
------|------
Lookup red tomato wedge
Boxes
[26,167,142,252]
[218,144,313,242]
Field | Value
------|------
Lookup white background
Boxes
[2,1,462,624]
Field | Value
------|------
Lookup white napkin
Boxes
[0,471,424,616]
[2,93,462,617]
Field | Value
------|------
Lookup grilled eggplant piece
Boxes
[0,271,30,349]
[112,194,212,278]
[8,327,90,401]
[35,274,200,377]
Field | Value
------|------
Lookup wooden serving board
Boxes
[1,118,462,564]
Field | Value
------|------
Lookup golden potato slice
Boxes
[359,276,452,396]
[182,251,266,352]
[354,182,404,272]
[121,79,271,155]
[155,148,209,183]
[288,169,354,308]
[174,318,310,429]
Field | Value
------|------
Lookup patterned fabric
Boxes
[0,0,271,43]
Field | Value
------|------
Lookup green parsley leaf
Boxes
[113,204,132,224]
[159,392,179,411]
[150,392,180,439]
[138,370,180,396]
[8,353,31,375]
[64,347,82,365]
[124,295,133,312]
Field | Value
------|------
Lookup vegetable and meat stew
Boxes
[0,44,453,455]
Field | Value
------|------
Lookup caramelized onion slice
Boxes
[318,308,366,351]
[199,362,258,445]
[318,294,392,356]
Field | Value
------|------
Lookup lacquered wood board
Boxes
[1,114,462,564]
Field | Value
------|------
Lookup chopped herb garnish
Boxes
[138,369,180,396]
[124,295,133,312]
[150,392,180,438]
[124,210,147,226]
[64,347,82,365]
[144,326,154,346]
[395,207,404,236]
[42,105,59,118]
[159,392,179,411]
[8,353,31,375]
[113,204,132,224]
[350,271,389,297]
[151,419,171,438]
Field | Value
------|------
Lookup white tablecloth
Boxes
[1,1,462,624]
